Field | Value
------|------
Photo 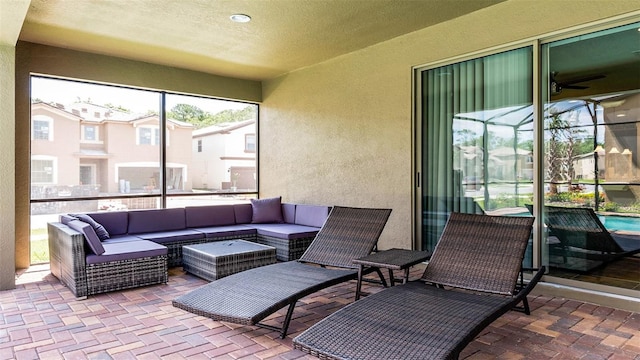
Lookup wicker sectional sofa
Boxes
[47,199,330,298]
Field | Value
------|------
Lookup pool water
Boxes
[599,215,640,232]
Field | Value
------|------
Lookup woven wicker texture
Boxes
[181,240,276,281]
[173,261,356,325]
[421,212,534,295]
[293,282,514,360]
[172,206,392,330]
[255,234,315,261]
[86,256,168,295]
[299,206,392,268]
[293,212,539,360]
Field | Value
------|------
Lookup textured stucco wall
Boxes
[260,0,640,250]
[0,45,16,289]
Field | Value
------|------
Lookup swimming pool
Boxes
[599,215,640,232]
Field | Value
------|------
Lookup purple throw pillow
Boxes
[251,197,284,224]
[66,220,106,255]
[71,213,110,241]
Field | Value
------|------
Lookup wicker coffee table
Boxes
[182,240,277,281]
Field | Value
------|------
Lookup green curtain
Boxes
[421,47,532,251]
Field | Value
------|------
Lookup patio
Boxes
[2,264,639,359]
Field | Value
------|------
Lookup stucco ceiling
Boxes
[14,0,505,81]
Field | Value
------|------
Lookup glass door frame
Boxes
[412,14,640,299]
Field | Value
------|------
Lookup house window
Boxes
[31,157,56,184]
[82,124,98,141]
[32,117,53,141]
[137,126,161,145]
[197,139,202,152]
[245,134,256,152]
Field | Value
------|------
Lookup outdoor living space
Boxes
[4,3,640,359]
[3,264,639,359]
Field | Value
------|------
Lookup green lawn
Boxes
[31,227,49,264]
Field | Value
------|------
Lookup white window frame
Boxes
[31,155,57,184]
[81,124,101,143]
[32,115,53,141]
[136,125,168,145]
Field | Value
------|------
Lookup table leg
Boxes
[355,264,364,300]
[403,268,410,284]
[388,269,395,287]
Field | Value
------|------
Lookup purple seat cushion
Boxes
[282,203,296,223]
[101,234,145,244]
[295,205,330,228]
[70,213,110,240]
[86,240,168,265]
[251,197,284,224]
[66,220,105,255]
[134,229,204,244]
[128,208,186,234]
[86,211,129,236]
[234,203,253,224]
[250,223,320,240]
[185,205,236,228]
[191,225,257,239]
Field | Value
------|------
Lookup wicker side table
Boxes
[182,240,276,281]
[353,248,431,300]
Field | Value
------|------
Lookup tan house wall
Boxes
[0,44,17,288]
[260,1,640,250]
[30,107,80,190]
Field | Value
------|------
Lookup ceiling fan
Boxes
[550,71,606,95]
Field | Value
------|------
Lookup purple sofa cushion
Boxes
[251,197,284,224]
[101,234,145,244]
[295,205,330,228]
[128,208,186,234]
[282,203,296,223]
[191,225,257,239]
[66,220,106,255]
[70,213,110,240]
[234,203,253,224]
[185,205,236,228]
[86,240,168,265]
[86,211,129,236]
[250,223,320,240]
[134,229,204,244]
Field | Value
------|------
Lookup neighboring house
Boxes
[31,102,194,198]
[489,147,534,181]
[191,119,256,191]
[573,149,605,181]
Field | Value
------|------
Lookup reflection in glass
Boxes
[421,47,533,252]
[541,22,640,289]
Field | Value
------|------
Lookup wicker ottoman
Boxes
[182,240,277,281]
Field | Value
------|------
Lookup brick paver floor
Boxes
[1,264,639,359]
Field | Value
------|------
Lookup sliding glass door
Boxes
[540,22,640,288]
[419,47,533,254]
[416,20,640,293]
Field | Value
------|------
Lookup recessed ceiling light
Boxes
[230,14,251,23]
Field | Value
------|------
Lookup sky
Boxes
[31,76,252,115]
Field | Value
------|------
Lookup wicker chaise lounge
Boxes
[544,205,640,272]
[172,206,392,338]
[293,212,545,360]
